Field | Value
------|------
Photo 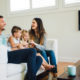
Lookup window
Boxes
[10,0,56,12]
[32,0,56,8]
[10,0,30,12]
[65,0,80,4]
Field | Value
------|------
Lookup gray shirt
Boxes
[34,34,47,50]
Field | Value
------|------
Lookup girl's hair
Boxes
[11,26,21,36]
[29,18,46,45]
[21,30,28,40]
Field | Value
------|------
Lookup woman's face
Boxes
[31,20,38,30]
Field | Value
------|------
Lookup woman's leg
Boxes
[37,50,48,63]
[37,53,54,70]
[8,48,42,80]
[45,50,57,73]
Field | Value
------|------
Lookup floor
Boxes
[57,62,74,76]
[41,62,74,80]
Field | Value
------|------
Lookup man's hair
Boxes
[11,26,21,35]
[0,15,3,18]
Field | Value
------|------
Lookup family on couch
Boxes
[0,15,57,80]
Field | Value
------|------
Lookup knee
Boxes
[37,53,41,56]
[50,50,54,53]
[40,50,46,55]
[30,48,37,54]
[49,50,55,55]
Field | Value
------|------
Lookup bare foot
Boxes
[44,65,54,70]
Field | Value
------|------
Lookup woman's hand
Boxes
[20,41,29,48]
[22,42,28,48]
[29,40,36,48]
[30,40,35,44]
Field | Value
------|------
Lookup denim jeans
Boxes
[37,50,57,73]
[8,48,42,80]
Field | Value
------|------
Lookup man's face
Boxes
[0,18,6,30]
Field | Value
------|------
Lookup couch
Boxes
[0,39,58,80]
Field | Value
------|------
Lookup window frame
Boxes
[32,0,56,9]
[63,0,80,7]
[7,0,58,16]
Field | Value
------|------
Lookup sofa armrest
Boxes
[0,45,8,80]
[0,45,8,63]
[45,39,58,63]
[0,64,7,80]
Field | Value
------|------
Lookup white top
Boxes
[0,34,8,63]
[13,37,20,44]
[8,37,20,51]
[0,45,8,63]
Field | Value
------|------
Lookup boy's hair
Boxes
[0,15,3,18]
[11,26,21,35]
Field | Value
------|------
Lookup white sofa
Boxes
[0,39,58,80]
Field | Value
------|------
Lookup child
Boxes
[8,26,24,51]
[21,30,54,70]
[20,30,29,48]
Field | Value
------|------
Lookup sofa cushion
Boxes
[7,63,27,77]
[7,63,45,77]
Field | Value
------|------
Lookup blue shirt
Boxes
[0,34,7,46]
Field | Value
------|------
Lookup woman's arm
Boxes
[30,35,47,50]
[35,40,46,50]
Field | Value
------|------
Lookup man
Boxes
[0,15,42,80]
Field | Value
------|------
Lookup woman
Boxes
[29,18,57,73]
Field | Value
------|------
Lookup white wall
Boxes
[0,0,80,62]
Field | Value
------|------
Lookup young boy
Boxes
[8,26,24,50]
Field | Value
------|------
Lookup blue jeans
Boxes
[8,48,42,80]
[37,50,57,73]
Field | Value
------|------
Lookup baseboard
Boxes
[59,57,79,63]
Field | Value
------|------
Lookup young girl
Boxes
[21,30,54,70]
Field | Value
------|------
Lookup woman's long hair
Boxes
[29,18,46,45]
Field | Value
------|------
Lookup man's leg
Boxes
[36,56,43,73]
[8,48,42,80]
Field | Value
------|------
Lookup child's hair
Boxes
[21,30,28,40]
[11,26,21,36]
